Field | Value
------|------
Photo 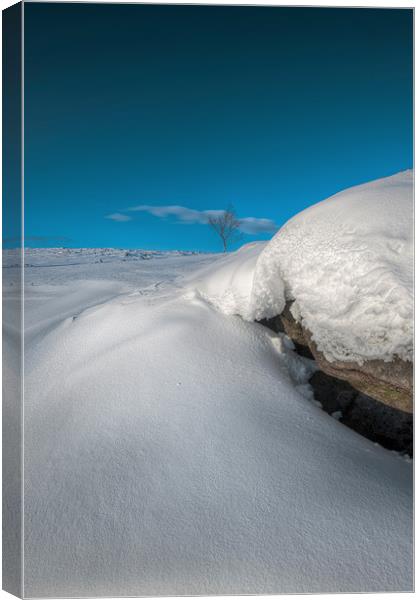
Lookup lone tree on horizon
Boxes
[207,205,242,252]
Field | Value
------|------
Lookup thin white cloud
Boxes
[105,212,133,222]
[127,205,222,224]
[238,217,278,234]
[126,204,277,234]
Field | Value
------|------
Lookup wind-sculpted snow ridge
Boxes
[191,171,413,364]
[183,243,267,318]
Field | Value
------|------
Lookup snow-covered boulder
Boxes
[253,170,414,412]
[190,170,413,413]
[250,169,413,365]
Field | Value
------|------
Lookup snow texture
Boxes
[3,246,411,596]
[191,171,413,364]
[183,242,267,319]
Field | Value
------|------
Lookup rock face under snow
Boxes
[280,302,413,414]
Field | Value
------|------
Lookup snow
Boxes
[190,170,413,364]
[4,246,411,596]
[183,242,266,318]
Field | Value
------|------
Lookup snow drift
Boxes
[17,251,412,596]
[191,170,413,364]
[184,242,267,318]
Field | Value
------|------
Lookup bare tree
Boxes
[207,204,242,252]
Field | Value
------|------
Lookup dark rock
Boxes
[309,371,357,414]
[258,315,284,334]
[259,313,314,359]
[280,302,413,414]
[309,370,412,455]
[258,301,413,455]
[280,303,307,347]
[305,336,413,414]
[341,393,413,456]
[290,341,315,360]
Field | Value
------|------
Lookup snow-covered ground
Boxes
[4,241,412,597]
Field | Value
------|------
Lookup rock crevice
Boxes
[260,302,413,455]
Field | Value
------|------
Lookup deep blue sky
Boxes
[22,3,413,251]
